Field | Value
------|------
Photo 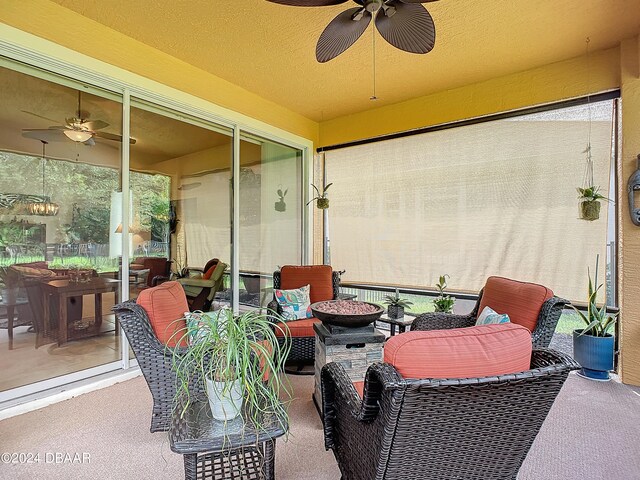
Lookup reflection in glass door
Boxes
[238,134,303,310]
[129,100,233,321]
[0,63,124,394]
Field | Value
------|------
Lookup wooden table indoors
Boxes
[41,277,120,346]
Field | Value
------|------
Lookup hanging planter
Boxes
[577,186,607,221]
[307,183,332,210]
[580,199,601,221]
[275,187,288,212]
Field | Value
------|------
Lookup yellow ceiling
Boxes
[48,0,640,122]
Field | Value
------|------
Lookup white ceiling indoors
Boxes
[49,0,640,121]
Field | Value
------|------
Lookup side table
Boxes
[375,314,415,336]
[170,396,287,480]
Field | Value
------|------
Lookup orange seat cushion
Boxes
[136,281,189,347]
[354,381,365,398]
[383,323,532,380]
[274,317,320,337]
[280,265,333,304]
[478,276,554,332]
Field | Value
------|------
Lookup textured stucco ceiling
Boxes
[50,0,640,122]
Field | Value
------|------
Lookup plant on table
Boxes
[383,288,413,319]
[571,255,617,380]
[307,183,332,209]
[170,308,292,428]
[432,274,455,313]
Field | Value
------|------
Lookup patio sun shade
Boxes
[324,101,615,303]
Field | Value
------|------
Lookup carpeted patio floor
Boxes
[1,372,639,479]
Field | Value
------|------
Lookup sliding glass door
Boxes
[0,63,124,395]
[0,56,309,405]
[129,99,233,311]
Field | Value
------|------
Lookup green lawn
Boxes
[368,291,585,335]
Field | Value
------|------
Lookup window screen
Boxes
[324,100,616,303]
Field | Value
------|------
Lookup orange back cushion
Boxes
[384,323,532,379]
[478,276,553,332]
[280,265,333,304]
[136,281,189,347]
[203,260,220,280]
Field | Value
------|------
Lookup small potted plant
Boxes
[275,188,288,212]
[572,256,617,381]
[307,183,332,209]
[432,274,455,313]
[171,308,291,424]
[383,288,413,319]
[577,186,608,221]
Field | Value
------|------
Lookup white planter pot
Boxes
[205,377,243,421]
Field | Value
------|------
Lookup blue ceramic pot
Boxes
[572,330,614,381]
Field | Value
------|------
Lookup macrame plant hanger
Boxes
[579,37,602,221]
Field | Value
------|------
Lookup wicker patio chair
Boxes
[411,276,567,348]
[114,296,205,433]
[321,348,579,480]
[266,266,340,370]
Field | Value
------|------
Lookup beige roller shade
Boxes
[325,101,615,303]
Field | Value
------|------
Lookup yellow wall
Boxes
[0,0,319,145]
[619,36,640,386]
[3,1,639,384]
[319,47,620,147]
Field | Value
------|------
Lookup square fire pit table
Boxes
[312,322,385,413]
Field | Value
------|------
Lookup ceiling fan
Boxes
[21,91,136,145]
[266,0,438,63]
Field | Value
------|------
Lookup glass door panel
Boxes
[129,99,233,329]
[238,134,303,309]
[0,63,123,394]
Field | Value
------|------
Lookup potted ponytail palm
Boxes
[572,257,617,381]
[171,308,291,425]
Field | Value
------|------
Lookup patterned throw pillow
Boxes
[475,306,510,325]
[184,310,226,344]
[274,285,312,321]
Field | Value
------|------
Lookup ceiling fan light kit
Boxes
[266,0,438,63]
[63,129,93,143]
[21,91,136,145]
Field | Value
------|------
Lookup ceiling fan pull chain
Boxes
[371,25,377,100]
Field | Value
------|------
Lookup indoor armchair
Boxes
[177,259,227,312]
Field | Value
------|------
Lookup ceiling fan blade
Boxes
[266,0,349,5]
[316,8,372,63]
[398,0,439,3]
[93,131,137,145]
[375,0,435,54]
[83,137,96,147]
[83,120,109,131]
[21,110,61,124]
[21,128,68,143]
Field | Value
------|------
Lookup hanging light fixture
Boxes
[63,129,93,143]
[28,140,60,216]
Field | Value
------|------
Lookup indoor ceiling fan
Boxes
[266,0,438,63]
[21,91,136,146]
